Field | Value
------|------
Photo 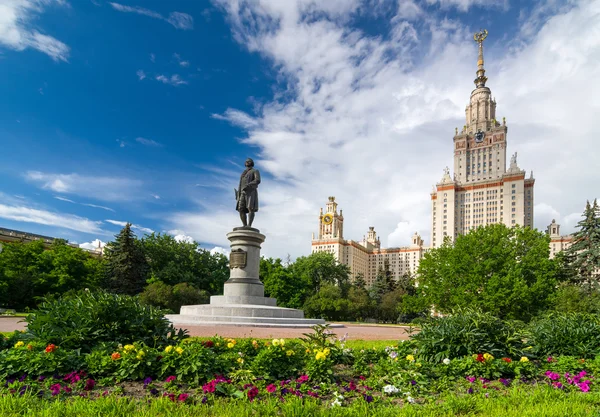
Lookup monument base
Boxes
[167,227,334,328]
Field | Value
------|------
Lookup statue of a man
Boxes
[235,158,261,227]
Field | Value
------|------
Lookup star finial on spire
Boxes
[473,29,488,88]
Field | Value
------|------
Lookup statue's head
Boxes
[245,158,254,167]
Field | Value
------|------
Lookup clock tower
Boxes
[318,196,344,239]
[430,30,535,248]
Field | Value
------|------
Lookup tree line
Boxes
[1,199,598,322]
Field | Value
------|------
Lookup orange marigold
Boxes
[45,344,57,353]
[111,352,121,360]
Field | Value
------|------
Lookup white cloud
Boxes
[135,137,162,147]
[151,194,160,200]
[79,239,106,251]
[423,0,508,12]
[0,0,70,61]
[173,52,190,67]
[164,0,600,260]
[150,53,156,62]
[109,2,194,30]
[136,69,146,80]
[0,203,103,233]
[26,171,144,202]
[168,229,195,244]
[210,246,230,257]
[106,219,154,235]
[155,74,188,86]
[54,195,115,212]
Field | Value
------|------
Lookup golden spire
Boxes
[473,29,488,88]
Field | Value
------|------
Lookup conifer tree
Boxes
[566,199,600,284]
[103,223,149,295]
[352,272,367,290]
[383,258,397,292]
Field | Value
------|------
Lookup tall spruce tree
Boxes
[352,272,367,290]
[104,223,149,295]
[566,199,600,284]
[383,258,397,292]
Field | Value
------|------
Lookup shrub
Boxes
[411,309,527,362]
[250,340,303,381]
[26,290,188,352]
[528,312,600,358]
[140,282,209,313]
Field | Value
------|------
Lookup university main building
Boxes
[311,30,558,285]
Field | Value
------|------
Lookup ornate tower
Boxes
[453,29,508,184]
[318,196,344,239]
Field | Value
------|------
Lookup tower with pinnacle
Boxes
[430,30,535,248]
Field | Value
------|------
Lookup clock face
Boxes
[475,130,485,143]
[322,214,333,225]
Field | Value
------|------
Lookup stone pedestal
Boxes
[167,227,329,328]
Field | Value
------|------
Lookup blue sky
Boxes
[0,0,599,259]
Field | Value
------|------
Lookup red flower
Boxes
[165,376,176,383]
[178,393,189,402]
[266,384,277,393]
[45,344,57,353]
[202,340,215,348]
[247,386,259,401]
[502,358,512,363]
[475,354,485,363]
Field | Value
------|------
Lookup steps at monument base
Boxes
[210,295,277,306]
[179,304,306,319]
[166,313,326,327]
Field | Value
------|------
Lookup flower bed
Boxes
[2,326,599,409]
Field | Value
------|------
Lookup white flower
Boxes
[389,351,398,359]
[406,395,415,404]
[383,385,399,394]
[331,392,344,407]
[443,358,451,365]
[331,399,342,407]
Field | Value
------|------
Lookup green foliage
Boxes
[260,258,310,309]
[141,233,229,294]
[303,285,352,320]
[346,286,372,321]
[528,312,600,358]
[378,289,406,323]
[551,283,600,313]
[418,224,560,321]
[565,199,600,283]
[250,340,303,381]
[140,281,209,313]
[0,240,104,310]
[411,309,527,361]
[25,290,187,352]
[103,224,149,295]
[291,252,351,294]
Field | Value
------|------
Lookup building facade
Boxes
[311,197,425,286]
[430,30,535,248]
[546,219,573,259]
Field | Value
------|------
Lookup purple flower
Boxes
[18,374,28,382]
[466,376,476,383]
[281,388,289,395]
[143,377,153,388]
[38,376,46,382]
[150,388,159,396]
[499,378,510,387]
[364,394,374,403]
[410,380,417,386]
[467,388,474,394]
[201,396,208,404]
[50,384,61,396]
[84,379,96,391]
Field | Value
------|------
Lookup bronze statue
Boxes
[235,158,261,227]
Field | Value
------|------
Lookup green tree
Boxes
[369,267,388,304]
[383,258,396,292]
[379,288,406,323]
[260,257,310,309]
[303,284,351,321]
[103,223,149,295]
[347,286,372,321]
[0,240,104,310]
[291,252,351,294]
[352,272,367,290]
[565,199,600,284]
[418,224,559,321]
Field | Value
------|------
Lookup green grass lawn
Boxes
[1,386,598,417]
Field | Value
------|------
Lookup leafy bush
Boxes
[26,290,188,352]
[528,313,600,358]
[250,339,303,381]
[0,341,85,379]
[140,282,209,313]
[551,284,600,314]
[411,309,527,362]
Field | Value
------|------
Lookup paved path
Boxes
[0,317,412,340]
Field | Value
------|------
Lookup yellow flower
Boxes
[286,350,295,357]
[136,350,145,360]
[406,354,415,362]
[124,344,135,352]
[175,347,184,355]
[237,357,244,364]
[483,353,494,361]
[227,339,236,346]
[252,340,258,348]
[324,348,330,356]
[272,339,280,347]
[306,349,311,354]
[227,342,235,349]
[520,356,529,363]
[165,346,174,353]
[279,339,285,346]
[315,351,326,360]
[416,362,422,368]
[14,341,24,348]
